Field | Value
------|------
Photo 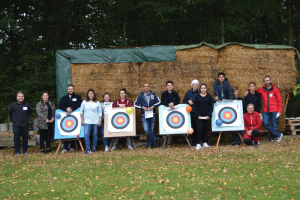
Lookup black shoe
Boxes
[155,141,159,148]
[254,141,258,147]
[231,141,236,146]
[46,149,52,153]
[41,149,46,153]
[237,141,242,146]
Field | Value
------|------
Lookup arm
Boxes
[71,95,82,111]
[28,103,33,116]
[227,82,234,100]
[97,102,102,126]
[213,82,220,99]
[152,94,161,108]
[59,97,68,111]
[112,100,119,108]
[79,101,85,115]
[276,89,283,113]
[160,93,169,107]
[134,95,143,109]
[256,94,261,112]
[127,100,134,107]
[253,113,261,130]
[173,93,180,106]
[207,95,214,118]
[183,92,189,104]
[51,103,56,119]
[36,102,46,121]
[193,95,200,118]
[8,104,13,119]
[244,114,249,131]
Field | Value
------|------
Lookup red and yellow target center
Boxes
[65,120,74,128]
[171,116,180,124]
[223,111,232,119]
[116,116,125,125]
[118,118,123,123]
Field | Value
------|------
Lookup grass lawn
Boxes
[1,139,300,199]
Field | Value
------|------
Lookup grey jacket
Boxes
[36,101,56,129]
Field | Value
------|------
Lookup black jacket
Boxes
[213,78,233,100]
[243,91,261,113]
[59,94,82,111]
[8,101,32,126]
[161,90,180,107]
[183,89,200,119]
[193,93,214,118]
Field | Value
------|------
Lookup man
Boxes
[161,81,180,148]
[59,85,82,153]
[8,91,32,155]
[244,76,283,142]
[183,79,200,146]
[243,81,261,113]
[134,83,161,148]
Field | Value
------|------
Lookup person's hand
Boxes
[230,100,234,102]
[81,120,84,126]
[198,116,202,120]
[119,104,125,107]
[244,91,249,97]
[98,121,101,127]
[218,100,222,103]
[102,106,105,111]
[277,112,281,117]
[247,130,252,136]
[170,106,175,110]
[188,100,193,105]
[168,102,174,107]
[143,107,148,111]
[67,107,72,112]
[214,96,219,101]
[205,116,210,120]
[149,106,154,111]
[66,112,71,116]
[46,119,50,123]
[50,118,54,123]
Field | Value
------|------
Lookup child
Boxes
[213,72,234,102]
[231,87,244,146]
[243,81,261,113]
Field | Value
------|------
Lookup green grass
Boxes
[1,140,300,199]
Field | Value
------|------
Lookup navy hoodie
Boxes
[161,90,180,107]
[213,78,233,100]
[134,91,161,115]
[183,88,200,119]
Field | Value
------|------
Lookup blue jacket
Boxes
[134,91,161,115]
[183,88,200,119]
[161,90,180,107]
[213,78,233,100]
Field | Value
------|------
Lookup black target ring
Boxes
[60,115,78,132]
[166,111,185,129]
[111,112,130,129]
[218,107,237,124]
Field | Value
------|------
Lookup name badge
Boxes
[23,107,28,111]
[72,98,77,101]
[150,95,154,99]
[269,94,273,97]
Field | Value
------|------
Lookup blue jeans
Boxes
[100,121,111,146]
[232,131,243,142]
[263,112,281,140]
[142,114,157,147]
[84,124,98,150]
[13,125,29,154]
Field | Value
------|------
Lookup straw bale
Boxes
[70,44,297,135]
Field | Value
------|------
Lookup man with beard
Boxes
[59,85,83,153]
[8,91,32,155]
[244,76,283,142]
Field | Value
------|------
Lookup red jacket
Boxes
[243,111,261,133]
[112,99,134,107]
[256,83,282,113]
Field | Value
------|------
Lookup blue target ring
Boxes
[218,107,237,124]
[60,115,78,132]
[166,111,185,129]
[111,112,130,129]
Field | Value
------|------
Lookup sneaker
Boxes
[195,144,201,150]
[61,149,67,153]
[203,142,210,148]
[258,141,261,144]
[15,153,20,156]
[254,141,258,147]
[155,142,159,148]
[252,140,255,145]
[41,149,46,153]
[128,145,133,150]
[24,152,29,155]
[46,149,52,153]
[270,139,275,142]
[105,146,109,152]
[84,149,91,154]
[277,133,283,142]
[237,141,242,146]
[70,148,75,152]
[111,146,117,151]
[231,141,236,146]
[91,148,96,153]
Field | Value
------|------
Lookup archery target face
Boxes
[57,111,81,136]
[163,107,189,132]
[214,104,241,127]
[108,109,133,132]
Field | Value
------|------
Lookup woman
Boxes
[100,92,112,152]
[80,89,102,154]
[193,84,214,150]
[36,91,56,153]
[111,88,134,151]
[243,103,261,147]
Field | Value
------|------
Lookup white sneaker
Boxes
[195,144,201,150]
[128,145,133,150]
[70,148,75,152]
[252,140,255,145]
[277,133,283,142]
[258,141,261,144]
[61,149,67,153]
[105,146,109,152]
[203,142,210,148]
[111,146,117,151]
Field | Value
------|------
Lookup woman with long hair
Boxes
[100,92,112,152]
[36,91,56,153]
[80,89,102,154]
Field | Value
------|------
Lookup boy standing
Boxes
[243,81,261,113]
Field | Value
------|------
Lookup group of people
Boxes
[8,72,283,155]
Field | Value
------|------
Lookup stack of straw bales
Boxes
[71,44,298,134]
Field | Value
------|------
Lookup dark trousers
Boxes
[191,118,198,146]
[13,125,29,154]
[39,125,53,149]
[196,119,210,144]
[63,141,76,150]
[243,129,261,145]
